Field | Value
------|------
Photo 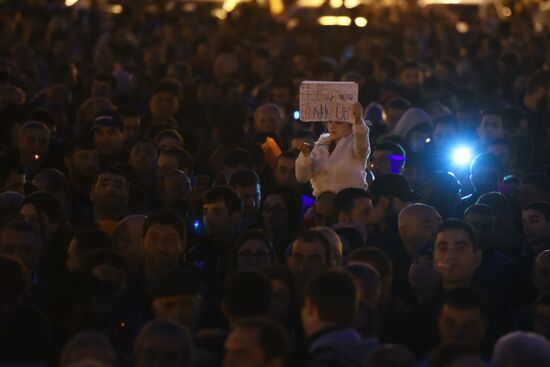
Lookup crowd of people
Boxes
[0,0,550,366]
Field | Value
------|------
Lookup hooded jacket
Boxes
[392,108,432,139]
[295,122,370,197]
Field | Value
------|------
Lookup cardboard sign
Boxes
[299,81,358,123]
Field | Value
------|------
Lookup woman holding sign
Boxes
[296,102,370,197]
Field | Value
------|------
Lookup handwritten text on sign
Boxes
[299,81,358,123]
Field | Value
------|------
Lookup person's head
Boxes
[311,226,343,267]
[476,191,515,230]
[369,174,419,219]
[67,228,113,271]
[261,187,301,236]
[129,140,158,175]
[0,220,42,271]
[533,250,550,296]
[348,247,393,301]
[134,319,193,367]
[420,171,461,220]
[82,247,127,296]
[288,230,332,288]
[0,155,25,194]
[149,84,179,122]
[400,62,423,90]
[91,167,129,217]
[518,173,550,207]
[158,148,194,176]
[487,138,515,174]
[477,112,504,143]
[202,186,241,238]
[223,269,272,326]
[274,150,299,187]
[17,121,50,164]
[301,269,356,336]
[398,203,441,254]
[64,141,99,184]
[492,331,550,367]
[20,191,66,244]
[229,169,261,220]
[434,220,481,289]
[469,153,503,194]
[522,202,550,250]
[327,120,353,142]
[91,111,125,157]
[60,331,115,367]
[230,230,276,272]
[438,287,488,349]
[463,204,497,251]
[254,103,284,136]
[346,263,381,310]
[433,116,460,150]
[385,98,411,132]
[142,210,187,276]
[118,106,141,145]
[113,215,147,274]
[150,268,203,331]
[91,73,117,100]
[32,168,67,203]
[314,191,337,227]
[154,129,184,152]
[532,293,550,336]
[157,170,191,207]
[224,318,290,367]
[334,188,374,229]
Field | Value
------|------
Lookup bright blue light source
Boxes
[293,110,300,120]
[452,147,473,167]
[193,220,200,230]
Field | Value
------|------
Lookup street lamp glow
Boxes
[354,17,368,27]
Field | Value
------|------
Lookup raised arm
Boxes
[351,102,371,160]
[295,142,313,183]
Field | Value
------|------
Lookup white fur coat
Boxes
[295,122,370,197]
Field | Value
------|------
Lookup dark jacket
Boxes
[306,327,378,367]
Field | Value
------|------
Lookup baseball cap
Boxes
[150,268,202,299]
[90,110,123,131]
[369,173,420,202]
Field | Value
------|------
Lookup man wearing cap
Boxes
[91,110,126,168]
[367,173,419,259]
[150,267,204,332]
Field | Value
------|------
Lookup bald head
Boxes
[398,204,441,255]
[534,250,550,296]
[114,215,147,273]
[254,103,284,135]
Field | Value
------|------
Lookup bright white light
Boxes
[344,0,361,8]
[453,147,473,167]
[425,137,431,143]
[212,8,228,20]
[354,17,368,27]
[330,0,344,8]
[294,110,300,120]
[110,4,123,14]
[455,21,469,33]
[318,16,352,26]
[65,0,79,6]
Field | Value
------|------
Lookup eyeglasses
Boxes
[237,250,271,265]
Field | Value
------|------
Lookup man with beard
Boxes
[90,167,129,235]
[91,111,126,168]
[64,142,99,226]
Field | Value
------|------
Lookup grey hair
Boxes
[492,331,550,367]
